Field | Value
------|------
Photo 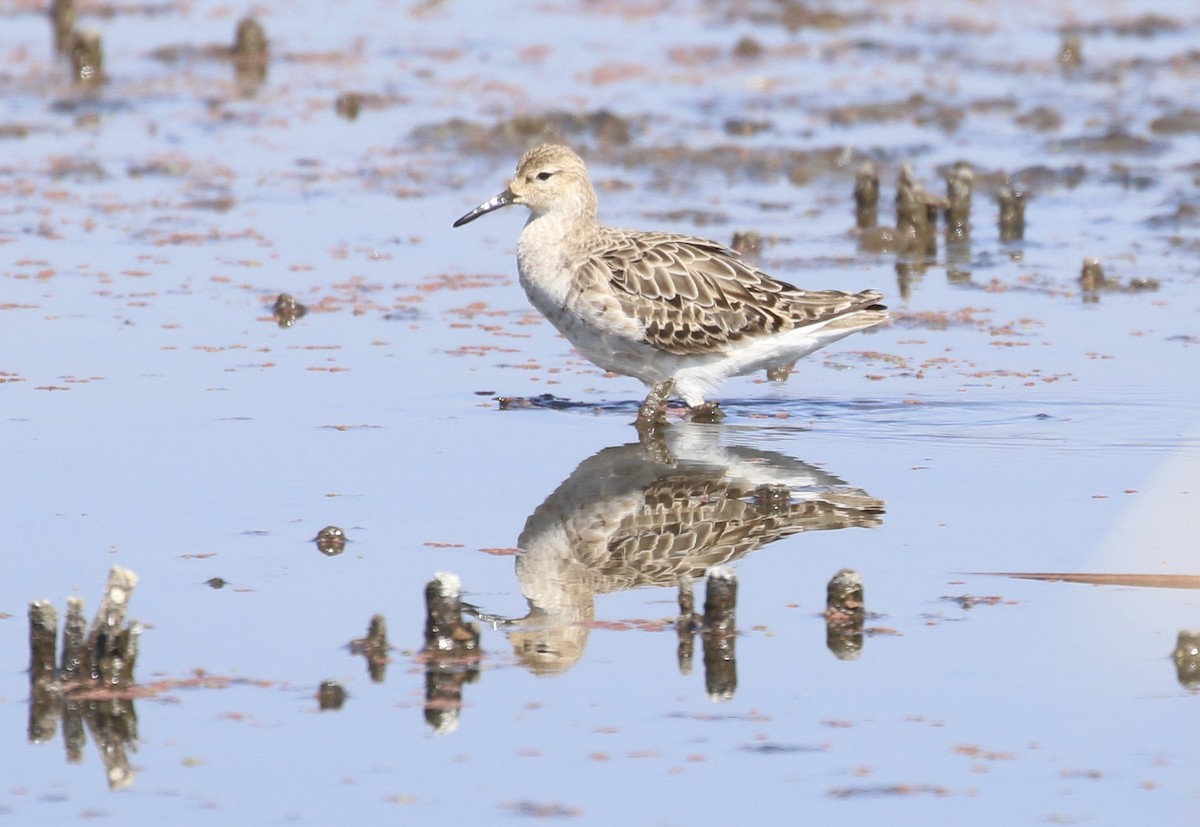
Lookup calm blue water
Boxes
[2,0,1198,823]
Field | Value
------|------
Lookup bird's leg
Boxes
[636,424,676,466]
[635,380,675,434]
[688,401,725,423]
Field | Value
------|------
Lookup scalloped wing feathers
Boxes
[589,230,884,356]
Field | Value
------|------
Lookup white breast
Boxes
[517,224,677,387]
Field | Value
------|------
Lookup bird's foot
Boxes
[461,602,513,630]
[687,401,725,423]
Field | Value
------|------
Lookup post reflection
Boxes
[487,425,886,677]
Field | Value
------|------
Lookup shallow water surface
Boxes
[2,0,1198,823]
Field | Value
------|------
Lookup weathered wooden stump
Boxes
[28,566,140,790]
[421,573,481,734]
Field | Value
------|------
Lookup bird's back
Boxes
[583,225,887,356]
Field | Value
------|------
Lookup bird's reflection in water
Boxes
[484,425,885,675]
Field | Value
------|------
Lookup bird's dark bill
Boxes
[453,189,516,227]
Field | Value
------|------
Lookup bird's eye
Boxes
[535,171,553,181]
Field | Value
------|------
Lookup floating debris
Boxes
[504,801,583,819]
[988,572,1200,589]
[830,783,950,799]
[495,393,587,411]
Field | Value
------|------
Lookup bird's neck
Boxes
[520,209,596,258]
